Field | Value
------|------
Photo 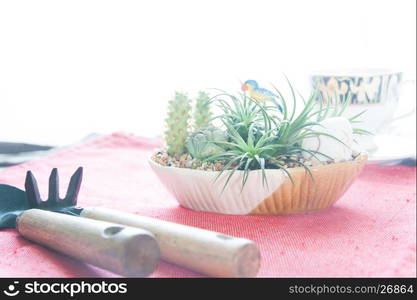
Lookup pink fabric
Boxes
[0,133,415,277]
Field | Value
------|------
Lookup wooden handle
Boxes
[16,209,160,277]
[80,207,260,277]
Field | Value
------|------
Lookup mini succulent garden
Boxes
[152,79,368,190]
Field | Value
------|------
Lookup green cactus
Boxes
[186,127,227,160]
[165,92,191,156]
[193,91,212,130]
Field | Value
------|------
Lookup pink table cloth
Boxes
[0,133,415,277]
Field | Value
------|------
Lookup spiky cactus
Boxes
[165,92,191,156]
[193,91,212,130]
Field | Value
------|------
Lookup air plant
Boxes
[206,122,286,191]
[193,91,212,130]
[209,91,278,142]
[164,92,191,156]
[204,79,350,191]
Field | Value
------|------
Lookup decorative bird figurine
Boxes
[241,80,282,112]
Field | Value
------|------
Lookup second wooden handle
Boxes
[16,209,160,277]
[80,207,260,277]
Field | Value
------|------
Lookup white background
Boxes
[0,0,415,146]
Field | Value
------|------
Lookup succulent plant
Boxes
[161,78,369,191]
[186,127,227,160]
[193,91,212,130]
[165,92,191,156]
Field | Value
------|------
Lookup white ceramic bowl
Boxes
[149,153,368,215]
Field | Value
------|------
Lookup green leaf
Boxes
[349,110,367,122]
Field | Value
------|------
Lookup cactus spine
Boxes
[193,91,212,130]
[165,92,191,156]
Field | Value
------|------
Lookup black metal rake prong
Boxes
[64,167,83,206]
[25,171,42,208]
[48,168,60,203]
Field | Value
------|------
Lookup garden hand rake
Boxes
[0,168,160,277]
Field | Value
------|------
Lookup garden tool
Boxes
[5,167,260,277]
[0,169,160,277]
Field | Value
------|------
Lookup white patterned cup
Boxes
[311,69,413,151]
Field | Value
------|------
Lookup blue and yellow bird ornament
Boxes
[241,80,282,112]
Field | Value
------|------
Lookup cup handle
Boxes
[387,79,416,123]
